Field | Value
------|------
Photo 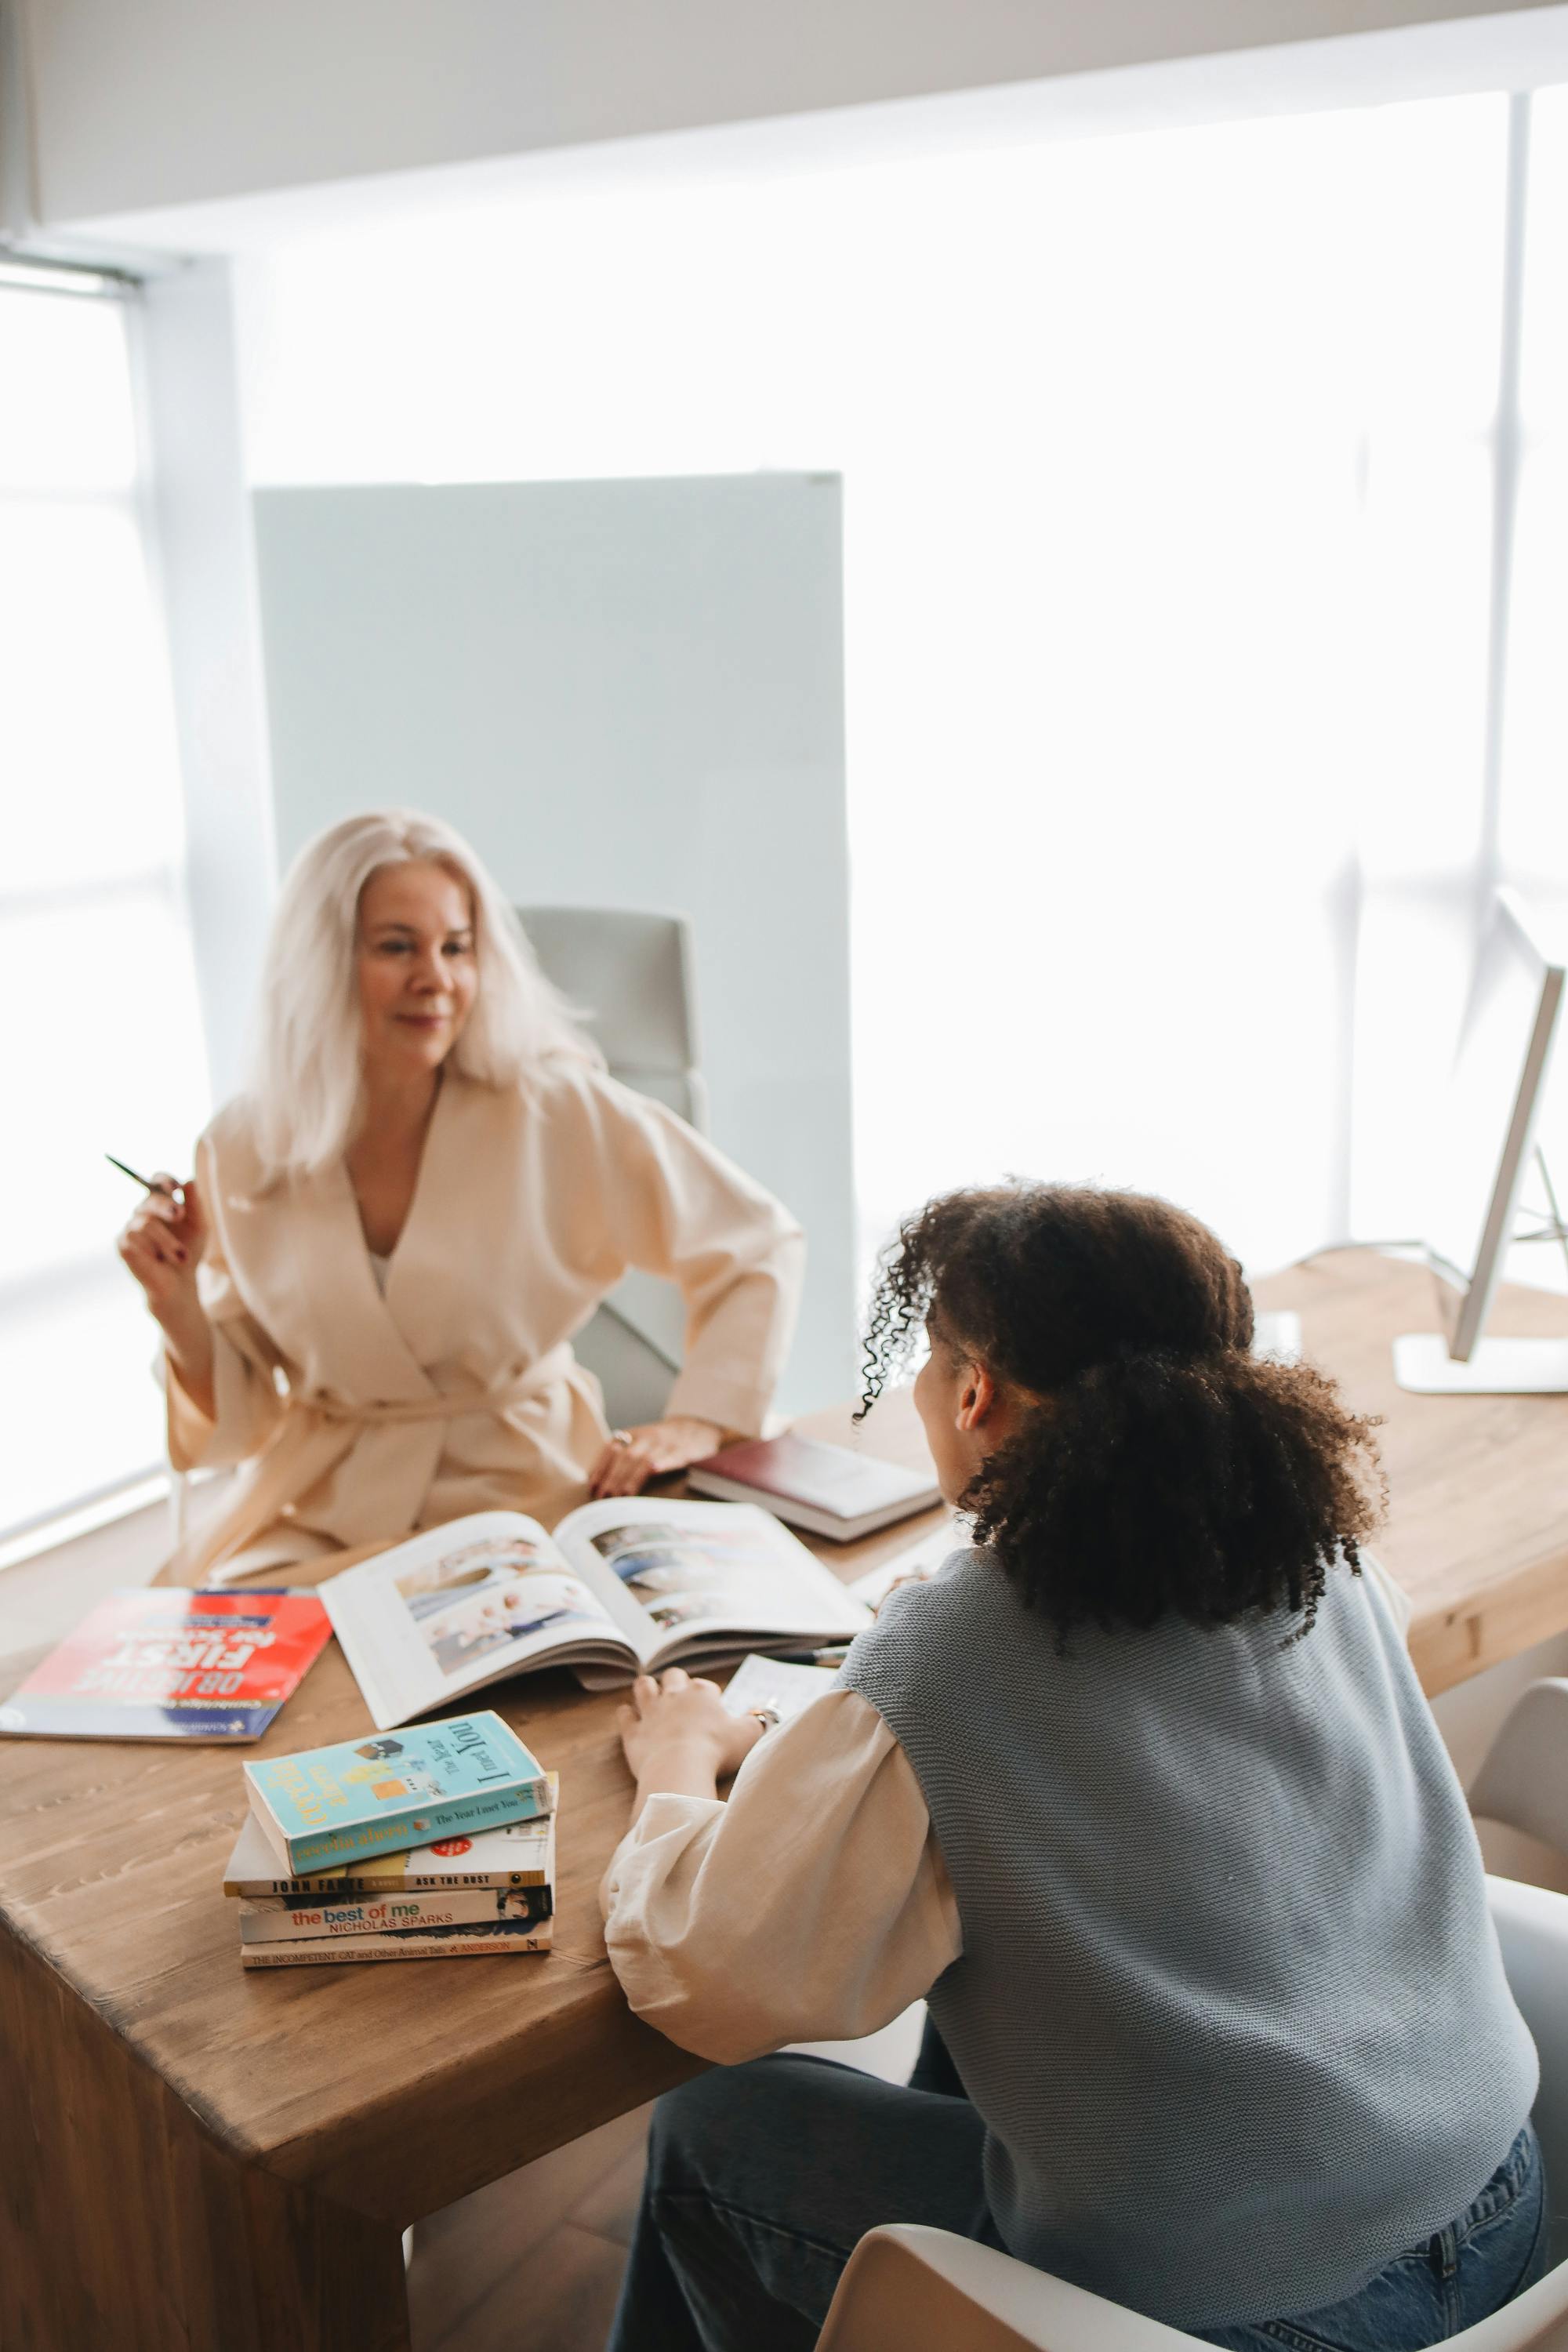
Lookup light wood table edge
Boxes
[267,1965,705,2220]
[1408,1540,1568,1698]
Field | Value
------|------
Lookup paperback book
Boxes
[223,1777,557,1897]
[322,1500,871,1729]
[244,1710,550,1873]
[238,1878,554,1946]
[0,1588,332,1743]
[238,1915,554,1968]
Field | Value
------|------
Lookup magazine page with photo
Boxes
[323,1502,870,1729]
[322,1512,630,1728]
[552,1499,870,1689]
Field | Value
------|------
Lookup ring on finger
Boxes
[610,1428,633,1448]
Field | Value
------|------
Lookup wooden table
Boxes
[1250,1252,1568,1696]
[0,1391,939,2352]
[4,1252,1567,2350]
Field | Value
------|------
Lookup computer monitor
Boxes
[1394,888,1568,1394]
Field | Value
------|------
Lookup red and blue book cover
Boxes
[0,1588,333,1742]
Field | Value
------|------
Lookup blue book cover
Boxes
[244,1710,550,1872]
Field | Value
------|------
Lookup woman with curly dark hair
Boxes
[600,1184,1544,2352]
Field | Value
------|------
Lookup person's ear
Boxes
[955,1361,997,1432]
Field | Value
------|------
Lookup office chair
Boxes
[814,1877,1568,2352]
[519,906,706,1431]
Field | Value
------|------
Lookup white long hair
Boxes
[246,809,597,1184]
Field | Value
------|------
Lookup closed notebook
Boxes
[686,1434,940,1541]
[244,1710,550,1874]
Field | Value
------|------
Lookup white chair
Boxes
[1471,1682,1568,1860]
[519,905,706,1432]
[815,1875,1568,2352]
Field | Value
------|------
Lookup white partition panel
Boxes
[252,473,853,1415]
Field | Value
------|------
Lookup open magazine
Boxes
[322,1499,874,1730]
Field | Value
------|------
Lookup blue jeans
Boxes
[604,2027,1548,2352]
[1199,2122,1548,2352]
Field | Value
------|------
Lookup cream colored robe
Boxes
[164,1060,804,1585]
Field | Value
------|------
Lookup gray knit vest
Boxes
[837,1548,1537,2330]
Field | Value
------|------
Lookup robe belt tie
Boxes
[162,1345,580,1587]
[300,1348,574,1427]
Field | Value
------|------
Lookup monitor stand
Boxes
[1393,1333,1568,1393]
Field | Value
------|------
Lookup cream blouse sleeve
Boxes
[600,1687,961,2064]
[562,1066,806,1439]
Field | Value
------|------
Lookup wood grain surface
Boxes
[1250,1252,1568,1694]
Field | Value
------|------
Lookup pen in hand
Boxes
[110,1153,204,1281]
[106,1155,185,1207]
[112,1157,212,1414]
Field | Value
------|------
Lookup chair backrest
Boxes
[518,905,707,1132]
[815,2227,1062,2352]
[815,2225,1206,2352]
[517,906,703,1426]
[1470,1682,1568,1859]
[1488,1875,1568,2270]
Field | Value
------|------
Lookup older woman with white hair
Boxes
[117,810,804,1584]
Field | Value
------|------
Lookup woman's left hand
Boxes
[616,1667,766,1796]
[589,1416,727,1498]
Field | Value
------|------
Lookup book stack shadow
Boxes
[227,1711,557,1969]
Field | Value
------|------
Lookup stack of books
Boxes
[227,1709,557,1969]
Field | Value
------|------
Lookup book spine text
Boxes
[279,1779,548,1872]
[240,1888,550,1943]
[239,1928,553,1967]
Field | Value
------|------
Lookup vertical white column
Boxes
[0,0,38,240]
[1476,90,1532,941]
[135,258,277,1102]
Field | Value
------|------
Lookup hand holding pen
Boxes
[111,1156,208,1326]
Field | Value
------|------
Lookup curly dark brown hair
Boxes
[858,1183,1385,1641]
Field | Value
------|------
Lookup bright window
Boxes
[0,279,209,1538]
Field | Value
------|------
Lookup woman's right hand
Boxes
[117,1173,208,1334]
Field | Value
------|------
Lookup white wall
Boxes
[20,0,1568,229]
[252,475,855,1416]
